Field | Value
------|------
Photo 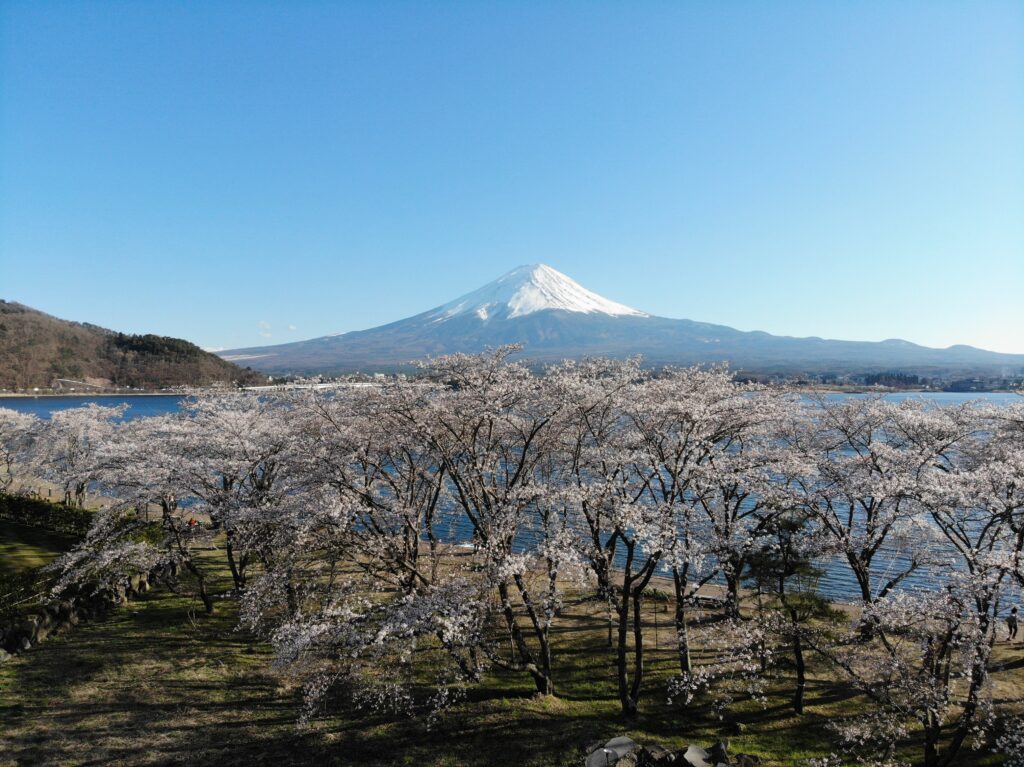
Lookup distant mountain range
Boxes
[0,301,264,391]
[219,264,1024,377]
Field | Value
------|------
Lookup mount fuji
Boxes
[219,264,1024,376]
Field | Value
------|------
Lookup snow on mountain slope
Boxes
[427,264,648,322]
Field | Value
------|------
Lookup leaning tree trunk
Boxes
[615,546,638,715]
[183,558,214,614]
[497,581,554,696]
[512,572,555,696]
[225,531,247,593]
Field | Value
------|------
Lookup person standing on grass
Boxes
[1008,606,1019,642]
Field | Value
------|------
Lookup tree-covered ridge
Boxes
[0,300,263,389]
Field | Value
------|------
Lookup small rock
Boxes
[708,741,729,765]
[733,756,761,767]
[681,744,712,767]
[586,748,618,767]
[587,736,639,767]
[640,743,675,765]
[605,736,638,757]
[0,648,11,664]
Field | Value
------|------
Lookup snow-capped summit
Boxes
[427,264,648,322]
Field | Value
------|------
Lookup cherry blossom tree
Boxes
[813,402,1017,767]
[51,413,220,612]
[392,348,575,697]
[626,367,792,680]
[781,396,955,610]
[33,403,126,507]
[171,392,298,594]
[0,407,37,493]
[290,383,449,597]
[548,357,673,714]
[743,509,840,715]
[822,586,996,767]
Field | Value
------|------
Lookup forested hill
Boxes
[0,301,265,390]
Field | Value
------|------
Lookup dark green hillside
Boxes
[0,301,265,390]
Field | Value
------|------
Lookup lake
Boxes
[0,394,186,419]
[1,390,1019,420]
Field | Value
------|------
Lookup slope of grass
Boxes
[0,540,1020,766]
[0,520,76,576]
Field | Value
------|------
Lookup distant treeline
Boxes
[0,493,92,537]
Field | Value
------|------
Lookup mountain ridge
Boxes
[0,300,266,390]
[219,265,1024,377]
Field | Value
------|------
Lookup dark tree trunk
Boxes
[791,628,805,714]
[225,533,246,593]
[629,587,646,706]
[615,545,637,715]
[616,591,636,715]
[497,581,554,696]
[724,560,744,619]
[672,567,692,674]
[923,721,940,767]
[184,559,214,614]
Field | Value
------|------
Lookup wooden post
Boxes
[653,599,658,648]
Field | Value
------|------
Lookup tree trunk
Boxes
[285,572,299,616]
[512,573,555,696]
[724,565,742,619]
[923,721,940,767]
[497,581,554,696]
[629,586,646,706]
[792,628,805,714]
[672,568,692,674]
[184,559,214,614]
[615,549,637,715]
[225,533,246,593]
[616,595,636,715]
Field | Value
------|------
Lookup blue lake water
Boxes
[0,394,185,419]
[2,391,1018,420]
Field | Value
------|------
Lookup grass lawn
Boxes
[0,520,78,577]
[0,543,1021,766]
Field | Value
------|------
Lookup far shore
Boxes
[3,385,1019,399]
[0,391,185,398]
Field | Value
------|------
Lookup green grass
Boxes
[0,539,1020,766]
[0,520,77,577]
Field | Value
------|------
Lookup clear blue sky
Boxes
[2,1,1022,353]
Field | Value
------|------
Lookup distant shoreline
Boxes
[0,392,184,399]
[1,386,1019,398]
